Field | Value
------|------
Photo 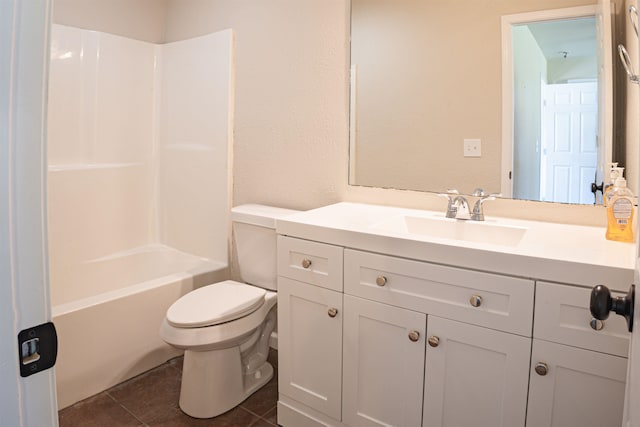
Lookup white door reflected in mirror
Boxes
[501,5,612,205]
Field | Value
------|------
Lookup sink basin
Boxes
[372,214,528,247]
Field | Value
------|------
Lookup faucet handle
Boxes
[439,188,459,198]
[438,190,459,218]
[472,193,501,221]
[472,188,485,197]
[438,189,461,202]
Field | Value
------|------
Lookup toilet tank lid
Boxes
[231,204,300,229]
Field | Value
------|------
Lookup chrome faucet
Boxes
[452,196,471,220]
[440,188,500,221]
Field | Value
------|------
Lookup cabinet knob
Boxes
[301,258,312,269]
[328,307,338,318]
[376,276,387,287]
[427,336,440,347]
[469,295,483,308]
[408,330,420,342]
[590,318,605,331]
[534,362,549,376]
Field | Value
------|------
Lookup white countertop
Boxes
[276,202,636,289]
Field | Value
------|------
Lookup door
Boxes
[540,81,598,204]
[422,316,530,427]
[623,227,640,426]
[342,295,426,427]
[0,1,58,425]
[277,278,343,420]
[527,339,626,427]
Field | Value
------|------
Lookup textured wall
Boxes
[52,0,168,42]
[163,0,350,211]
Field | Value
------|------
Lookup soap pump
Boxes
[604,165,624,207]
[606,174,635,242]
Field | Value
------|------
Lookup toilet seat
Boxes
[166,280,266,328]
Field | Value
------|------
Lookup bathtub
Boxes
[52,245,228,409]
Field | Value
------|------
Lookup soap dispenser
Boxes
[606,174,635,242]
[604,164,622,206]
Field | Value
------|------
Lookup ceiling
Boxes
[526,16,597,60]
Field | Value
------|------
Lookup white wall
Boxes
[624,0,639,198]
[163,0,350,211]
[513,26,547,200]
[52,0,168,43]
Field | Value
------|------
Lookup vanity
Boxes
[274,202,635,427]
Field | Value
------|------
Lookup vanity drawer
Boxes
[277,236,344,291]
[344,249,534,336]
[534,281,629,357]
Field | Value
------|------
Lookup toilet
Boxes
[160,204,299,419]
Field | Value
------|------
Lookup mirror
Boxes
[349,0,629,204]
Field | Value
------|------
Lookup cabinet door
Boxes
[423,317,530,427]
[278,277,343,420]
[526,339,627,427]
[343,295,426,427]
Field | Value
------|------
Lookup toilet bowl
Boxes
[159,204,299,419]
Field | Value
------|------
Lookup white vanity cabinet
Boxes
[526,282,629,427]
[276,233,631,427]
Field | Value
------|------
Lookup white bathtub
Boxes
[52,245,228,409]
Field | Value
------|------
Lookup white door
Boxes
[540,82,598,204]
[422,316,530,427]
[277,278,343,420]
[342,295,426,427]
[623,0,640,422]
[623,226,640,427]
[527,339,627,427]
[0,1,58,426]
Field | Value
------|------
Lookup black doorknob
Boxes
[590,284,635,332]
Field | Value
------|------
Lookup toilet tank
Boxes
[231,204,300,290]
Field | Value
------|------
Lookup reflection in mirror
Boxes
[349,0,628,205]
[506,10,603,204]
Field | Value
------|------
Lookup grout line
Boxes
[243,405,278,427]
[105,391,148,426]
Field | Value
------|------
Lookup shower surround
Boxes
[47,25,234,408]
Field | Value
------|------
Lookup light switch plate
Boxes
[464,139,481,157]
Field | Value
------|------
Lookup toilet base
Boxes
[178,346,274,419]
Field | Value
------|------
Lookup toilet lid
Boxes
[167,280,266,328]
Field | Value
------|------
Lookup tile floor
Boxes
[58,350,279,427]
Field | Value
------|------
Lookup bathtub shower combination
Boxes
[48,25,234,408]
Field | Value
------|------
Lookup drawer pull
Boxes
[408,330,420,342]
[590,318,605,331]
[301,258,312,269]
[427,336,440,347]
[328,307,338,318]
[469,295,483,308]
[376,275,387,287]
[534,362,549,376]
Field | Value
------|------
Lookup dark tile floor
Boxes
[58,350,279,427]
